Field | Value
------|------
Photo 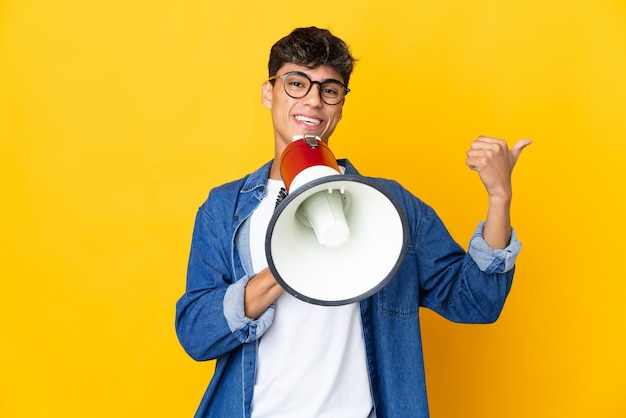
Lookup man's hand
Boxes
[466,136,532,199]
[465,136,532,249]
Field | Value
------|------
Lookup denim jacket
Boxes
[175,159,521,418]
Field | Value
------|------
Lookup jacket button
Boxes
[233,215,239,221]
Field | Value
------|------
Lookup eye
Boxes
[321,82,343,97]
[285,74,310,91]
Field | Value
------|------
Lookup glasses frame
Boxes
[268,71,350,105]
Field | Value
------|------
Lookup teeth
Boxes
[295,115,321,125]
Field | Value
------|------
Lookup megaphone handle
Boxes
[274,187,288,210]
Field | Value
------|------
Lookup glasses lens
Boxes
[319,81,346,105]
[283,73,311,98]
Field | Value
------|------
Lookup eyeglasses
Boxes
[268,71,350,105]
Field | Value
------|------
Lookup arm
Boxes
[372,180,517,323]
[417,137,530,322]
[175,203,276,361]
[244,267,283,319]
[465,136,532,249]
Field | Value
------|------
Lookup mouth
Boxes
[294,115,323,127]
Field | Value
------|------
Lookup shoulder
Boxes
[342,159,429,224]
[200,161,272,208]
[199,178,245,215]
[202,161,272,200]
[341,159,419,198]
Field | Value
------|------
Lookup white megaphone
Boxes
[265,133,409,306]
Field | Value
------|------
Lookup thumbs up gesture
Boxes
[466,136,532,199]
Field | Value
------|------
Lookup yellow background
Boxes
[1,1,625,417]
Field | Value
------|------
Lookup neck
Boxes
[269,160,281,180]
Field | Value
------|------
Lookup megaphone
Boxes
[265,133,409,306]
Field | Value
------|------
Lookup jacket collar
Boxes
[240,160,273,199]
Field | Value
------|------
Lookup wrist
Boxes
[488,192,512,207]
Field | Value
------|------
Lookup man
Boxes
[176,27,531,417]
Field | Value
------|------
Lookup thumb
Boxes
[511,138,533,161]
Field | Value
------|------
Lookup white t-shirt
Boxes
[249,179,373,418]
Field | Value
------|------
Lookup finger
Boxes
[470,135,505,150]
[511,138,533,160]
[476,135,505,144]
[466,149,486,158]
[465,159,480,170]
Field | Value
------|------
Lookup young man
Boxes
[176,27,531,417]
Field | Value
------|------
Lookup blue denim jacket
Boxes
[175,160,520,418]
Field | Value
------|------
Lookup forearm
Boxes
[244,267,283,319]
[465,135,531,250]
[483,195,512,249]
[175,286,240,361]
[176,272,281,361]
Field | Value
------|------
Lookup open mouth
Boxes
[295,115,322,127]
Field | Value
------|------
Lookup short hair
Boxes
[268,27,356,86]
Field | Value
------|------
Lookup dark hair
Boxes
[268,27,356,86]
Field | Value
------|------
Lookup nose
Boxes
[302,82,323,106]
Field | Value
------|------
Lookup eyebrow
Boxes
[288,71,345,86]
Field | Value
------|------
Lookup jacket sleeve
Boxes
[382,180,518,324]
[468,221,521,274]
[416,201,516,324]
[175,197,274,362]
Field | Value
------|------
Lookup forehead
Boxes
[277,63,345,84]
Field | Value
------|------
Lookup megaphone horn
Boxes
[266,133,409,306]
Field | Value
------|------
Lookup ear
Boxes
[261,81,273,109]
